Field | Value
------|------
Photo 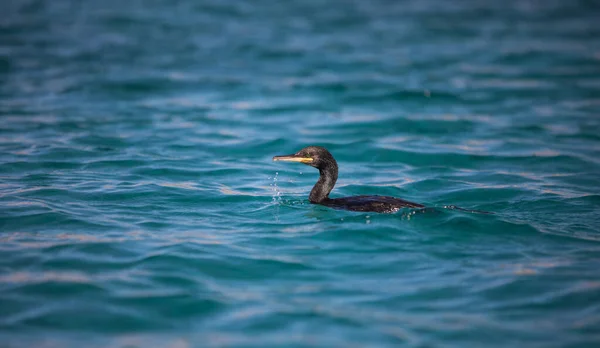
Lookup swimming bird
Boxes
[273,146,424,213]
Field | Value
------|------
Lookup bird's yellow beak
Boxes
[272,154,313,164]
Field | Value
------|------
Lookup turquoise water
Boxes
[2,0,600,346]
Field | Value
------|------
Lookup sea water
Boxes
[1,0,600,346]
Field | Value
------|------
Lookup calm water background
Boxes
[1,0,600,346]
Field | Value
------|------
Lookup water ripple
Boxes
[1,0,600,346]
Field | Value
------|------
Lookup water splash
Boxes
[269,172,282,204]
[442,205,494,215]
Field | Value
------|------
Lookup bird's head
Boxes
[272,146,336,170]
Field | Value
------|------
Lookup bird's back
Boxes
[319,195,424,213]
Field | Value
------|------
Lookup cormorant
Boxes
[273,146,424,213]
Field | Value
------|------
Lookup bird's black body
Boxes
[273,146,424,213]
[321,196,424,213]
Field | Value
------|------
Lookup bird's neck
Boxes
[309,164,338,203]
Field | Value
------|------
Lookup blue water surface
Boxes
[1,0,600,346]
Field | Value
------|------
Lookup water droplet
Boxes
[271,172,281,204]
